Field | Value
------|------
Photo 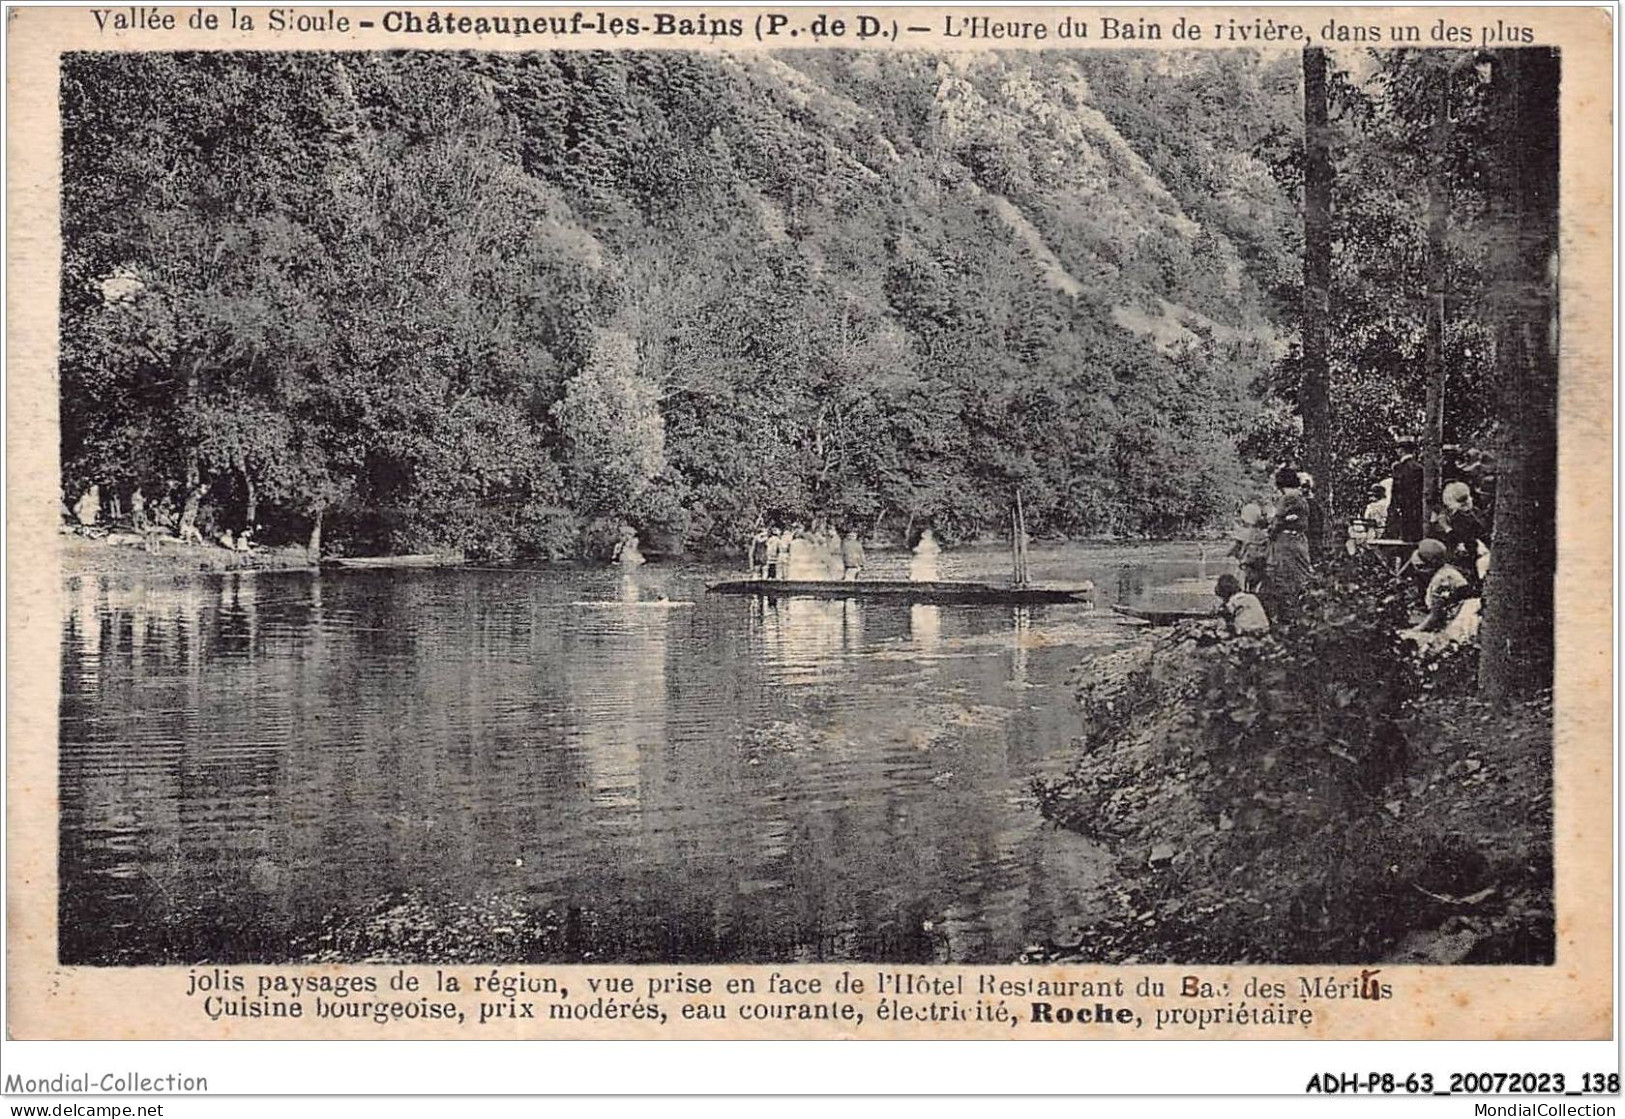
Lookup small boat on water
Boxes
[326,552,464,569]
[1109,602,1218,625]
[708,579,1094,606]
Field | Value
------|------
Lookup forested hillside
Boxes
[61,49,1300,558]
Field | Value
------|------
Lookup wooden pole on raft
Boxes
[1010,507,1020,587]
[1014,491,1030,587]
[1021,501,1030,585]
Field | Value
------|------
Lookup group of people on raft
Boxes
[1215,434,1495,649]
[748,522,869,582]
[744,523,948,583]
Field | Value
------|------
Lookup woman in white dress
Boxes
[909,528,941,582]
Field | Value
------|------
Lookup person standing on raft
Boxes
[910,528,941,582]
[765,527,789,580]
[749,525,770,578]
[840,530,865,581]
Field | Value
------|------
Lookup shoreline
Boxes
[62,532,1217,579]
[60,533,318,578]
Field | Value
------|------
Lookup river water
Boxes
[59,542,1213,965]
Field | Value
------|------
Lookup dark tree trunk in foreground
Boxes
[1300,47,1334,550]
[1422,65,1451,507]
[1479,48,1559,702]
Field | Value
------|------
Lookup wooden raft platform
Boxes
[1109,602,1219,625]
[325,552,465,570]
[707,579,1094,606]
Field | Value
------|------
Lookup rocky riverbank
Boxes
[1033,586,1553,966]
[60,532,317,577]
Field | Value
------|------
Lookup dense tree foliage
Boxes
[1260,49,1518,500]
[61,50,1299,557]
[1268,48,1556,696]
[61,46,1556,586]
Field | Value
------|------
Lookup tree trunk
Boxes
[308,505,324,561]
[243,468,258,528]
[1300,47,1334,554]
[183,357,202,492]
[1422,65,1451,507]
[1478,48,1559,702]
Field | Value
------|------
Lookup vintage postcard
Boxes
[4,4,1613,1051]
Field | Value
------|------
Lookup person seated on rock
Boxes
[1214,573,1270,637]
[1400,538,1481,652]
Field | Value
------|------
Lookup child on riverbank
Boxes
[1214,573,1270,637]
[1226,503,1269,592]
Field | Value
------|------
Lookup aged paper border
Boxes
[5,4,1613,1042]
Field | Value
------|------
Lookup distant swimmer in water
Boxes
[910,527,941,582]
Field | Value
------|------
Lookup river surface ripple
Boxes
[59,543,1213,964]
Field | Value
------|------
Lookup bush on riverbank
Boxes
[1035,576,1553,965]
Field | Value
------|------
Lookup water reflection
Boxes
[760,597,857,681]
[59,548,1199,965]
[909,604,941,654]
[1011,607,1032,689]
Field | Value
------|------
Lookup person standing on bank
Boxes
[1363,480,1391,531]
[1299,471,1325,560]
[1434,481,1490,586]
[1226,503,1269,593]
[1384,434,1425,541]
[1265,467,1313,623]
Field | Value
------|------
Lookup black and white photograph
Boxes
[48,34,1564,985]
